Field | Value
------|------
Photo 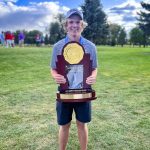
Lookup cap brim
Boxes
[67,12,83,20]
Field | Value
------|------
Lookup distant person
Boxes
[35,34,41,47]
[5,31,12,48]
[18,31,25,47]
[0,31,5,46]
[41,34,45,46]
[11,32,15,47]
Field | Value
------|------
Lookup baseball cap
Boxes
[66,8,83,20]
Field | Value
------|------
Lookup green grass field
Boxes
[0,46,150,150]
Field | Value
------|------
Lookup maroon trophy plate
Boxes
[56,41,96,102]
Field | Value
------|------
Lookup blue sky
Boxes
[6,0,142,8]
[0,0,148,33]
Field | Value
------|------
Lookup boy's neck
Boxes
[67,34,81,42]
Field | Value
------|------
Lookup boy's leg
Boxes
[59,122,71,150]
[74,102,91,150]
[76,120,88,150]
[56,101,73,150]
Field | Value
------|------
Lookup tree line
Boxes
[12,0,150,47]
[48,0,150,47]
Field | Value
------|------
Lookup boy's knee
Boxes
[76,120,86,130]
[60,122,71,131]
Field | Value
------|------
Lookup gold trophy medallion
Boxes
[63,43,84,64]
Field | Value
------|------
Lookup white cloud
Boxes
[106,0,143,32]
[0,0,148,33]
[143,0,150,3]
[0,1,69,33]
[115,0,141,9]
[61,6,70,12]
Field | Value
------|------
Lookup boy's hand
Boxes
[86,75,96,85]
[53,74,66,84]
[51,69,66,84]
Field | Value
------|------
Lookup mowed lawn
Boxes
[0,46,149,150]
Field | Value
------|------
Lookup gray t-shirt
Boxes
[50,36,98,69]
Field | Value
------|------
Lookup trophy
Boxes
[56,41,97,102]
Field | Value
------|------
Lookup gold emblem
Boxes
[63,43,84,64]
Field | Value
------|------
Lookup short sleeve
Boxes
[91,45,98,69]
[50,44,58,69]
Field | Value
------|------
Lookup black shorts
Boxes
[56,101,91,125]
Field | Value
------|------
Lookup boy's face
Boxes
[66,15,83,39]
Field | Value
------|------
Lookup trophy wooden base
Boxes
[56,90,97,102]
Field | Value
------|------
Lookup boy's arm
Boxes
[86,68,97,85]
[51,69,66,84]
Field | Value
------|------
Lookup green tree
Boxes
[49,13,65,44]
[57,13,66,39]
[137,1,150,47]
[44,34,49,45]
[49,22,60,44]
[81,0,108,44]
[25,30,42,44]
[108,23,121,46]
[117,28,127,47]
[129,27,144,47]
[14,30,20,44]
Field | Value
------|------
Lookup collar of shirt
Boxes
[65,35,84,45]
